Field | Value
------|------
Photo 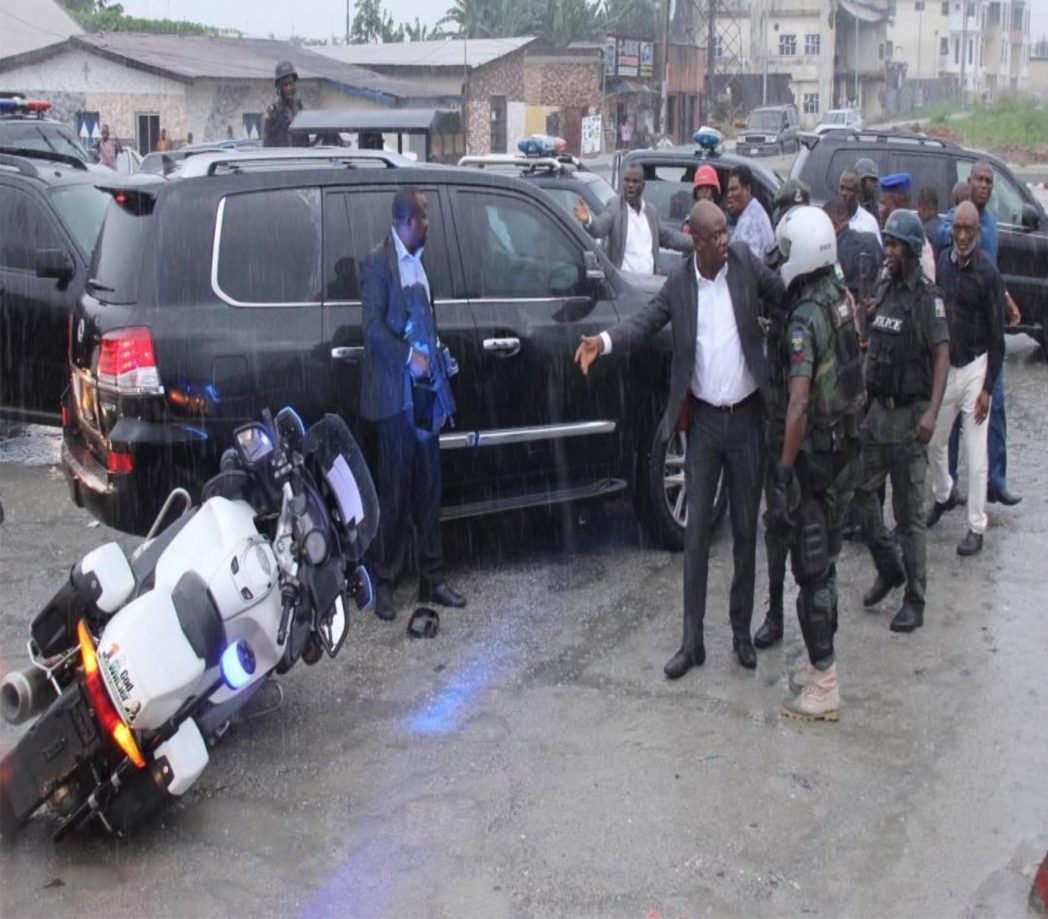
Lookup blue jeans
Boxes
[948,365,1007,492]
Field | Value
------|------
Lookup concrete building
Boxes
[887,0,1031,100]
[714,0,890,127]
[0,32,429,153]
[315,38,604,156]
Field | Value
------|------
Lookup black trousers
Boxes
[681,393,765,657]
[371,409,443,590]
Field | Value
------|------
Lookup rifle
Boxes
[403,284,457,435]
[857,252,872,346]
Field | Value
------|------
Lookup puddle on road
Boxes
[0,423,61,466]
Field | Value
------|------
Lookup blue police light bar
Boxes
[0,97,52,114]
[517,134,567,158]
[692,125,723,153]
[221,640,256,689]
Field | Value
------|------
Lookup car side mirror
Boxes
[1021,204,1042,231]
[583,250,606,297]
[36,248,75,286]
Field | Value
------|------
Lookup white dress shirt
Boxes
[849,205,882,244]
[392,227,430,301]
[730,197,774,260]
[690,260,756,405]
[621,202,655,275]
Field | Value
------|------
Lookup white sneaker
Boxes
[782,663,840,722]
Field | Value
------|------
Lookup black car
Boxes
[458,153,619,222]
[792,130,1048,346]
[0,95,89,163]
[0,149,115,423]
[738,104,801,157]
[61,148,699,548]
[612,146,782,229]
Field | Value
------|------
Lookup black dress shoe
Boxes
[733,638,757,669]
[753,616,783,649]
[374,584,396,621]
[987,486,1021,506]
[957,530,983,556]
[664,646,705,679]
[926,490,959,528]
[890,602,923,633]
[418,580,466,608]
[863,569,906,607]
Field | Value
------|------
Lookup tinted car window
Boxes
[890,153,956,214]
[216,187,322,304]
[825,149,889,198]
[0,122,87,161]
[957,161,1027,226]
[458,191,585,299]
[322,188,452,302]
[0,185,62,270]
[48,185,111,258]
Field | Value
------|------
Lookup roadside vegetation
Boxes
[927,98,1048,164]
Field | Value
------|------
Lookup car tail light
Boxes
[97,327,163,395]
[77,619,146,769]
[106,450,133,475]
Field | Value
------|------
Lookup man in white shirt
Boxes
[574,165,692,274]
[726,164,774,259]
[839,168,883,244]
[574,201,784,678]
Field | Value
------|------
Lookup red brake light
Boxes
[106,450,133,474]
[97,327,163,394]
[115,192,126,205]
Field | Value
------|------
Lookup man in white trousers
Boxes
[926,202,1005,556]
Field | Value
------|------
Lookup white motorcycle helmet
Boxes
[776,205,838,290]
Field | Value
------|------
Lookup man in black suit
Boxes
[361,186,466,621]
[575,200,784,676]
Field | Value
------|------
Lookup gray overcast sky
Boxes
[117,0,445,40]
[120,0,1048,43]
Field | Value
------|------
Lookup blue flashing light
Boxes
[221,640,255,689]
[517,134,567,158]
[0,99,17,113]
[693,125,723,153]
[405,653,503,735]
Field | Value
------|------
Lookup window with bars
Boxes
[803,93,819,114]
[805,34,821,55]
[779,34,797,56]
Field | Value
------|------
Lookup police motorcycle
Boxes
[0,408,377,839]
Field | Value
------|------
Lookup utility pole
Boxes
[659,0,671,136]
[959,0,968,103]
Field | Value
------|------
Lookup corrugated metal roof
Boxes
[313,37,536,70]
[67,33,423,100]
[0,0,82,59]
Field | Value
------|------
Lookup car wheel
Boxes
[634,417,728,551]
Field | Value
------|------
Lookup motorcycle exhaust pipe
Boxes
[1,667,58,725]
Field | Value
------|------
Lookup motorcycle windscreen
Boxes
[303,414,379,560]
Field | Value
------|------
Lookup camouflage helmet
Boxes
[275,60,298,85]
[882,208,925,258]
[772,178,811,224]
[855,157,879,180]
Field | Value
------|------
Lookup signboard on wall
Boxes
[605,37,617,76]
[617,38,640,77]
[580,114,602,155]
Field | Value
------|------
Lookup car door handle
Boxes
[331,346,364,361]
[483,337,521,356]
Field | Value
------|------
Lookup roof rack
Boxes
[175,146,415,178]
[0,146,87,172]
[805,129,961,151]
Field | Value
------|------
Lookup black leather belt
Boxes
[696,389,759,415]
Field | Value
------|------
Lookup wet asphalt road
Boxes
[0,336,1046,919]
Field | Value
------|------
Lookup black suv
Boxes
[792,130,1048,346]
[0,149,116,423]
[61,148,695,548]
[458,153,618,222]
[613,147,782,228]
[738,104,801,157]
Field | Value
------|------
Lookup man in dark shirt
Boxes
[824,196,882,307]
[926,202,1004,557]
[917,186,941,246]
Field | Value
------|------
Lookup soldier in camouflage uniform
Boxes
[263,60,309,148]
[854,209,950,633]
[754,179,812,651]
[764,206,865,721]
